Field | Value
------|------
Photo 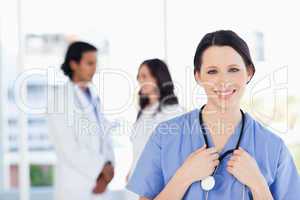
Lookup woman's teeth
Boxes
[215,89,236,97]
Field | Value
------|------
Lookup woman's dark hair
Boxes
[61,41,97,80]
[137,58,179,120]
[193,30,255,82]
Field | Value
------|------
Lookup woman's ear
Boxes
[194,70,202,85]
[246,65,254,83]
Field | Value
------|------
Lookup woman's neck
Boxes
[148,94,159,107]
[203,102,242,136]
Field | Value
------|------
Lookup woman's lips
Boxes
[214,89,236,99]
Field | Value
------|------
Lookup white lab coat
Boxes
[126,102,185,200]
[47,81,115,200]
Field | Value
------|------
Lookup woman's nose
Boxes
[217,72,228,84]
[217,74,233,89]
[137,77,143,84]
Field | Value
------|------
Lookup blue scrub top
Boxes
[127,109,300,199]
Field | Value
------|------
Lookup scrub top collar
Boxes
[191,108,251,157]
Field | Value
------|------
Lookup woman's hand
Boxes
[179,145,219,184]
[227,147,265,189]
[227,147,273,199]
[152,145,219,200]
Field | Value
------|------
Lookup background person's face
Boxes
[71,51,97,83]
[195,46,252,110]
[137,64,158,96]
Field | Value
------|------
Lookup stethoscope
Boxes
[198,105,246,199]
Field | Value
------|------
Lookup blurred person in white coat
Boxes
[47,41,115,200]
[126,59,185,199]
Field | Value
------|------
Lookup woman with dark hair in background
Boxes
[48,41,115,200]
[126,58,185,199]
[127,31,300,200]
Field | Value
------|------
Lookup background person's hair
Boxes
[193,30,255,82]
[137,58,179,120]
[61,41,98,80]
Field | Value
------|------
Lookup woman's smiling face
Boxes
[195,45,253,110]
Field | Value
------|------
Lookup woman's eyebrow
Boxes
[205,64,240,69]
[227,64,239,67]
[206,66,218,69]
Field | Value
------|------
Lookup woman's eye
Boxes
[229,68,240,72]
[207,70,217,74]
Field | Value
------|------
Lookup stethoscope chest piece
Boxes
[201,176,215,191]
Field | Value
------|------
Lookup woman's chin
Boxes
[210,98,239,110]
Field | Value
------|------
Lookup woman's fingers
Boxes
[229,155,239,161]
[194,144,207,153]
[239,147,245,151]
[213,159,220,166]
[194,146,219,155]
[234,148,247,156]
[194,146,218,157]
[227,166,234,174]
[205,147,218,155]
[227,160,235,167]
[209,152,219,160]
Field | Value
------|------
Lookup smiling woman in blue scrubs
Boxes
[127,30,300,200]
